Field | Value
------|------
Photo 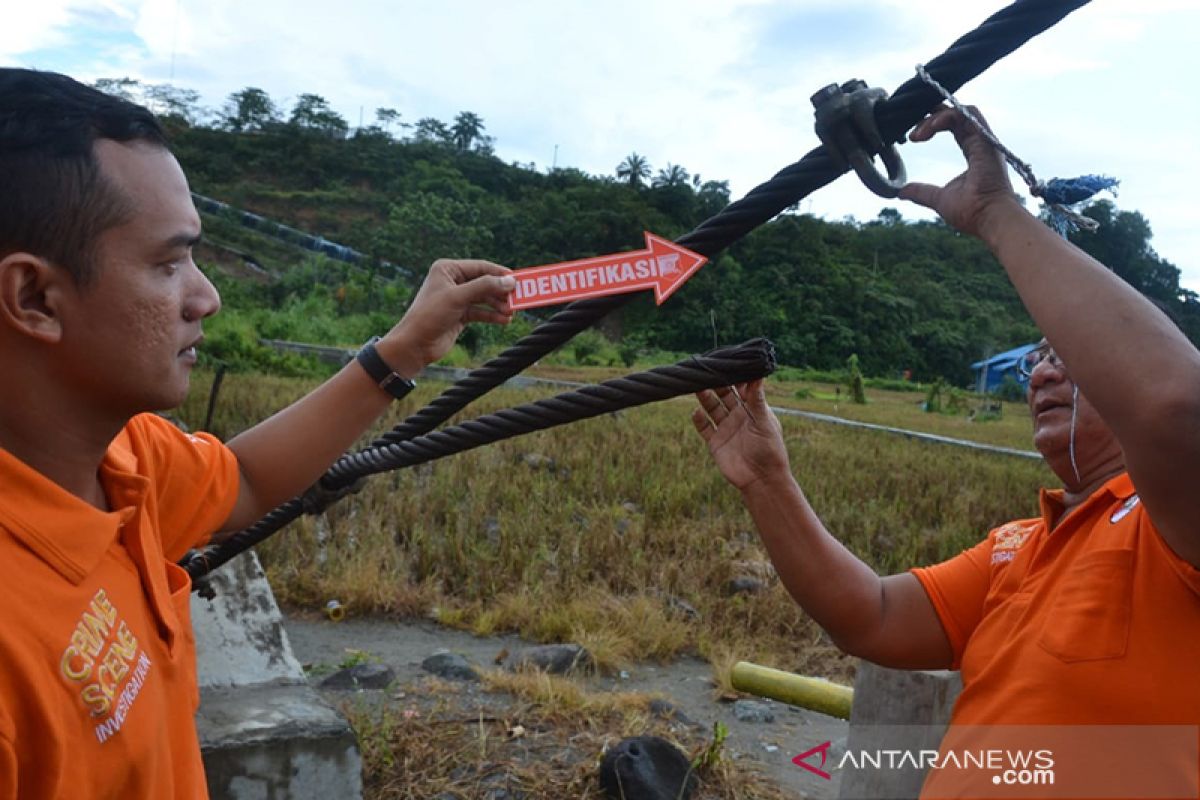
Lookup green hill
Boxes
[132,83,1199,383]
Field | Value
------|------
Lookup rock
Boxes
[319,662,395,691]
[648,698,698,727]
[724,576,767,596]
[503,644,592,675]
[421,652,481,682]
[520,453,555,471]
[483,517,501,548]
[599,736,698,800]
[733,699,775,723]
[620,501,642,515]
[481,771,526,799]
[448,765,475,782]
[731,559,776,582]
[663,594,700,621]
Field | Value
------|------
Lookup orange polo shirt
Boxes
[912,473,1200,795]
[0,414,239,799]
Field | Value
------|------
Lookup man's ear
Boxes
[0,252,69,343]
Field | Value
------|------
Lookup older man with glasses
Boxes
[694,105,1200,796]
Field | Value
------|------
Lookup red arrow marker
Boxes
[509,232,707,311]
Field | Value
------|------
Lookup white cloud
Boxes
[1,3,78,61]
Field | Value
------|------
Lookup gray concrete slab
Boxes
[192,551,362,800]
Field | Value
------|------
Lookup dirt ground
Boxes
[283,615,848,799]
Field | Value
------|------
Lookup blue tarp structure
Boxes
[971,343,1038,393]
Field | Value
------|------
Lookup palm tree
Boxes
[616,152,651,188]
[451,111,486,151]
[653,163,690,188]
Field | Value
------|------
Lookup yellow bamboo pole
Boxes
[731,661,853,720]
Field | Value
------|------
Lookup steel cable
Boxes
[183,0,1090,582]
[368,0,1090,449]
[184,339,775,578]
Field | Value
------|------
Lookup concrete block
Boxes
[198,683,362,800]
[837,662,963,800]
[847,662,961,727]
[192,550,306,688]
[192,551,362,800]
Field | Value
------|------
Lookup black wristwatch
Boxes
[355,336,417,400]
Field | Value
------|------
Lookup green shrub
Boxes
[994,375,1027,403]
[436,344,472,367]
[846,354,867,405]
[924,378,945,413]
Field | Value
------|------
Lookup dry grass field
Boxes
[179,366,1052,797]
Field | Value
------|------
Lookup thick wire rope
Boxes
[369,0,1091,449]
[183,339,776,579]
[184,0,1091,582]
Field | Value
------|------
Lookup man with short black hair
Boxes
[0,68,516,798]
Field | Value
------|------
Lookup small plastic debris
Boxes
[325,599,346,622]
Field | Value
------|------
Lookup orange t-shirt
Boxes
[0,414,239,799]
[912,473,1200,794]
[913,472,1200,723]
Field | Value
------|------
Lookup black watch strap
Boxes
[356,336,416,400]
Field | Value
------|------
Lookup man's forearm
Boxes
[223,347,403,531]
[981,200,1200,440]
[740,473,887,654]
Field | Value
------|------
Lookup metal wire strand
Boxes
[182,338,776,579]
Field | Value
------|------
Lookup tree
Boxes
[289,94,348,138]
[373,192,494,271]
[451,111,486,151]
[92,79,204,126]
[616,152,650,188]
[143,83,203,125]
[695,179,731,219]
[92,77,141,101]
[374,107,408,136]
[220,87,281,132]
[1068,201,1179,302]
[653,163,690,188]
[413,117,453,145]
[876,207,903,226]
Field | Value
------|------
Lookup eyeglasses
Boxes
[1018,345,1064,377]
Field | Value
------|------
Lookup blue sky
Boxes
[7,1,1200,289]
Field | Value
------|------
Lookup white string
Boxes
[1068,384,1082,485]
[916,65,1091,486]
[915,64,1099,233]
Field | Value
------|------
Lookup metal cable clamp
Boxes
[812,79,907,198]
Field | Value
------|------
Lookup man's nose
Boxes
[183,261,221,321]
[1027,357,1065,391]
